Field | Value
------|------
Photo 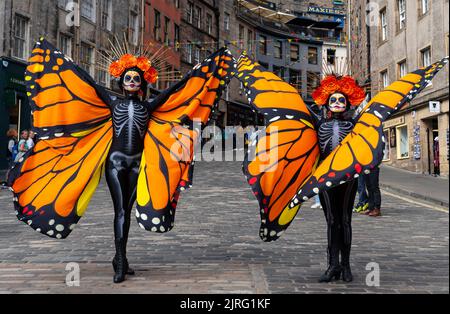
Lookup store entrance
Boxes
[425,118,440,176]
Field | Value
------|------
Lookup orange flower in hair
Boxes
[109,60,125,78]
[137,56,151,72]
[120,54,137,69]
[144,67,158,84]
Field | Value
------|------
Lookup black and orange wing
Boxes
[136,48,236,232]
[295,57,449,202]
[237,54,321,242]
[8,39,113,239]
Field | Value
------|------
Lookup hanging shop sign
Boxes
[429,101,441,113]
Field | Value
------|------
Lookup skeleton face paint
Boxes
[328,93,347,113]
[123,70,142,93]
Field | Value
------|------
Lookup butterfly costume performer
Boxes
[236,54,448,282]
[8,38,236,283]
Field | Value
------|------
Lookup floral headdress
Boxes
[109,54,158,84]
[312,75,366,107]
[96,34,181,86]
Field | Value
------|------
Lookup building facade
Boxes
[350,0,450,177]
[0,0,143,170]
[143,0,181,91]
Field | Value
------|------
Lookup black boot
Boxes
[113,239,128,284]
[112,257,135,276]
[341,246,353,283]
[319,247,342,283]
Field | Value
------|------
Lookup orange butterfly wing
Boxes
[237,54,320,242]
[296,57,449,202]
[136,49,236,232]
[8,39,113,239]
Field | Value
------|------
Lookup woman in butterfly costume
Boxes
[311,75,366,283]
[8,38,235,283]
[236,54,448,282]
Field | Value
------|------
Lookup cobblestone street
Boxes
[0,162,448,294]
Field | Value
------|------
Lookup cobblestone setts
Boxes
[0,162,448,294]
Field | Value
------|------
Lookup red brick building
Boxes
[143,0,181,90]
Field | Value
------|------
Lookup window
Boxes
[154,10,161,42]
[164,17,170,45]
[290,44,299,62]
[247,30,254,53]
[380,8,388,41]
[398,60,407,78]
[307,72,320,99]
[327,49,336,65]
[383,130,391,161]
[96,51,110,88]
[397,125,409,159]
[420,0,430,15]
[80,43,94,76]
[308,47,318,65]
[13,15,30,60]
[259,35,267,55]
[194,46,201,64]
[58,0,72,9]
[193,6,201,29]
[187,2,193,24]
[101,0,112,31]
[381,70,389,88]
[81,0,96,22]
[274,40,282,59]
[174,24,180,51]
[398,0,406,30]
[129,12,139,45]
[224,13,230,31]
[59,34,72,57]
[206,14,213,35]
[421,46,432,67]
[186,42,193,64]
[273,66,284,79]
[289,69,301,90]
[239,25,245,49]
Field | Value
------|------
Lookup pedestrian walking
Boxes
[354,175,369,213]
[362,166,382,217]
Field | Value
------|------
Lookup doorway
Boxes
[425,118,440,176]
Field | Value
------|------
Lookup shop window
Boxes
[327,49,336,65]
[397,125,410,159]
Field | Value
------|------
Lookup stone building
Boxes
[143,0,181,91]
[178,0,220,75]
[349,0,450,177]
[0,0,143,170]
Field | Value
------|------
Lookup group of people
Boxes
[4,129,36,182]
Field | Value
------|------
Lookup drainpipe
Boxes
[366,0,372,98]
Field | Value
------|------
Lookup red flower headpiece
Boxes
[109,54,158,84]
[312,75,366,106]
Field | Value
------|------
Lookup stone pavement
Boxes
[380,165,449,208]
[0,162,448,294]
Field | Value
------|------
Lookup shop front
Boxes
[0,57,31,170]
[382,98,450,177]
